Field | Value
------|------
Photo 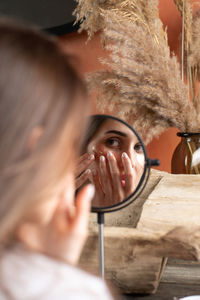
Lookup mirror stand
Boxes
[81,114,160,280]
[97,212,105,278]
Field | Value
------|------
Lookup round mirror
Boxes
[76,115,154,213]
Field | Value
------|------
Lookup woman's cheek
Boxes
[91,143,107,160]
[136,153,145,167]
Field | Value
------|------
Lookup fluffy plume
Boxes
[74,0,200,144]
[74,0,161,41]
[73,0,121,39]
[174,0,193,51]
[87,11,199,143]
[188,9,200,76]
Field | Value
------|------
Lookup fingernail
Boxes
[86,184,95,199]
[86,169,91,175]
[107,151,112,158]
[100,155,105,162]
[122,152,128,159]
[88,154,95,160]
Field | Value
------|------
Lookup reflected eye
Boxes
[134,143,143,153]
[105,138,120,148]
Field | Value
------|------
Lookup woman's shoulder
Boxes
[0,244,113,300]
[46,252,113,299]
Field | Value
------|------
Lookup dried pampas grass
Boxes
[87,11,199,143]
[174,0,193,49]
[74,0,200,144]
[73,0,121,39]
[188,9,200,81]
[74,0,161,41]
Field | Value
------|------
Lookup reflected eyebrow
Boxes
[105,130,127,137]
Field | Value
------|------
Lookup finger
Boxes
[66,184,94,265]
[75,169,92,189]
[107,151,123,202]
[74,184,95,232]
[75,153,95,177]
[52,182,94,233]
[51,191,73,233]
[77,153,91,164]
[89,168,107,207]
[99,155,112,197]
[91,168,102,194]
[122,152,135,195]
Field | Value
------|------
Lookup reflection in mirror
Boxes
[76,115,145,208]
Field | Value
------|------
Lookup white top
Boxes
[180,297,200,300]
[0,245,113,300]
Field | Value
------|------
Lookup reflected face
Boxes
[87,119,145,188]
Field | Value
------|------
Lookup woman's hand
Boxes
[75,153,95,189]
[90,151,140,207]
[43,184,95,265]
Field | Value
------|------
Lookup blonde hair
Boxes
[0,19,88,246]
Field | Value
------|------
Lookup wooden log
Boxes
[79,227,167,294]
[162,258,200,285]
[137,173,200,291]
[138,174,200,234]
[79,171,200,294]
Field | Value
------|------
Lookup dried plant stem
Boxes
[181,0,185,81]
[75,0,200,143]
[188,65,194,102]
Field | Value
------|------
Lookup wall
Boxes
[59,0,198,173]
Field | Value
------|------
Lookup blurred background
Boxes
[1,0,195,173]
